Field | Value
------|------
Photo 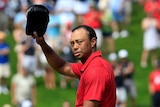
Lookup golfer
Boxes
[33,25,116,107]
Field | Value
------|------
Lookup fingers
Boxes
[33,31,37,36]
[32,31,38,38]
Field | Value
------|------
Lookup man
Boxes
[0,31,10,95]
[118,49,137,107]
[11,65,36,107]
[33,25,116,107]
[149,60,160,107]
[108,53,127,107]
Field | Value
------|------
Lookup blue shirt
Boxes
[109,0,124,12]
[0,42,9,64]
[46,14,61,37]
[14,12,26,30]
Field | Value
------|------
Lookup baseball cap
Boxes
[26,4,49,36]
[108,52,117,61]
[118,49,128,59]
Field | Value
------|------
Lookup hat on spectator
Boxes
[118,49,128,59]
[108,52,117,61]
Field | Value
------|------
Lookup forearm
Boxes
[31,86,37,106]
[11,84,17,105]
[33,31,74,76]
[39,39,67,73]
[0,49,9,55]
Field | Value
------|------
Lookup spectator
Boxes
[13,2,29,72]
[10,65,37,107]
[73,0,89,26]
[4,0,19,31]
[98,0,115,54]
[148,60,160,107]
[21,36,37,76]
[109,0,129,39]
[108,52,127,107]
[82,1,103,49]
[108,52,118,69]
[0,0,9,31]
[118,49,137,107]
[0,31,10,95]
[124,0,133,25]
[140,11,159,68]
[144,0,160,36]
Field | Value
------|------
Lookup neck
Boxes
[81,49,97,64]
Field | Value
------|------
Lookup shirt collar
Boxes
[80,50,102,73]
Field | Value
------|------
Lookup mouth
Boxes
[74,52,81,57]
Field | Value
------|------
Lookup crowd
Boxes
[0,0,160,107]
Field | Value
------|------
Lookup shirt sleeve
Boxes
[71,63,83,78]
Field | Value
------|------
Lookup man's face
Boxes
[70,28,93,61]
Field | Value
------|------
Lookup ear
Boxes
[91,37,97,48]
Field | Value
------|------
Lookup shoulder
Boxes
[86,58,113,77]
[11,74,21,82]
[92,57,112,69]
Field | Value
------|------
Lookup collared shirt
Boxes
[71,50,116,107]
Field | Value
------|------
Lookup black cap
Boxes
[26,4,49,36]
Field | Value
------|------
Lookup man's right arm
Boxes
[33,32,77,78]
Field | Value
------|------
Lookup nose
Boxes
[72,43,78,50]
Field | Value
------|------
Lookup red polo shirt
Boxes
[71,51,116,107]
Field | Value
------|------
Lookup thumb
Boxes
[33,31,38,38]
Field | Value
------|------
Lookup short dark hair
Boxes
[72,25,97,40]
